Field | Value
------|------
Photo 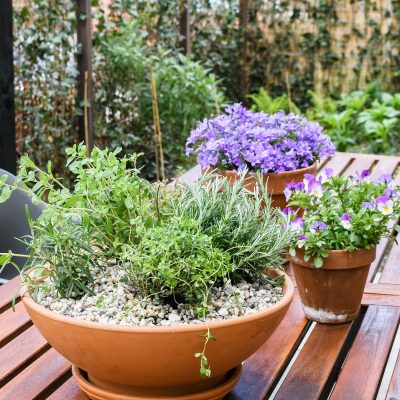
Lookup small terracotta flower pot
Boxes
[203,163,317,210]
[288,247,376,324]
[21,270,294,400]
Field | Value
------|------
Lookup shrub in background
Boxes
[249,85,400,156]
[14,0,223,180]
[94,20,223,179]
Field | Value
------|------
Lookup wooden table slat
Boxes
[370,158,399,179]
[368,239,390,282]
[379,243,400,285]
[0,277,20,311]
[0,348,70,400]
[386,347,400,400]
[46,376,88,400]
[0,325,48,384]
[317,153,353,177]
[330,306,400,400]
[0,302,30,345]
[176,164,202,184]
[274,322,353,400]
[227,298,308,400]
[342,157,376,177]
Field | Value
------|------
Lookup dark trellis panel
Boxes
[0,0,16,174]
[180,0,191,54]
[76,0,94,153]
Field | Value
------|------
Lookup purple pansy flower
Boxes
[282,207,295,215]
[291,217,304,232]
[361,170,370,178]
[320,167,333,183]
[374,173,392,184]
[340,213,352,230]
[284,181,296,200]
[299,234,308,241]
[385,188,398,199]
[376,195,394,215]
[362,201,374,209]
[310,221,328,233]
[308,179,323,198]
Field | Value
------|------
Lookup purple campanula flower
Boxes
[340,213,352,230]
[186,104,335,172]
[299,234,308,241]
[376,195,394,215]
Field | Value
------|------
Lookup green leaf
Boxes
[0,253,12,265]
[314,257,324,268]
[0,186,12,203]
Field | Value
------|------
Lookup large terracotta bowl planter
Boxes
[203,163,317,210]
[288,247,376,324]
[21,270,294,400]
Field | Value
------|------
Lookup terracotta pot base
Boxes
[301,304,360,324]
[72,364,242,400]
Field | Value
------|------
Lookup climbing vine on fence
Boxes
[13,0,400,178]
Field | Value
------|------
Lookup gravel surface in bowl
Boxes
[36,266,283,326]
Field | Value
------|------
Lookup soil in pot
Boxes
[21,269,294,399]
[203,163,317,210]
[288,247,376,324]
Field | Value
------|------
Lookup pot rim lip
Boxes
[203,162,318,176]
[289,246,376,256]
[21,270,294,334]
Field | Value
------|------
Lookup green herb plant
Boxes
[0,145,293,376]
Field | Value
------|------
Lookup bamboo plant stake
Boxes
[150,66,165,181]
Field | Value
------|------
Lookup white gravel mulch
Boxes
[36,265,283,326]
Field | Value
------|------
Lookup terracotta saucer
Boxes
[72,364,242,400]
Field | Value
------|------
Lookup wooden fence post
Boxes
[76,0,94,153]
[180,0,191,54]
[0,0,16,174]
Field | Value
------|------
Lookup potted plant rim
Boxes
[0,144,295,400]
[285,169,400,324]
[185,103,335,209]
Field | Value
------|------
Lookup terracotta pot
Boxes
[21,270,294,400]
[203,163,317,210]
[288,247,376,324]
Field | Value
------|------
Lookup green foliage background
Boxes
[13,0,400,179]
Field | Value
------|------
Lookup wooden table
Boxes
[0,152,400,400]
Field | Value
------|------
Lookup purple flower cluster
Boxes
[186,104,335,173]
